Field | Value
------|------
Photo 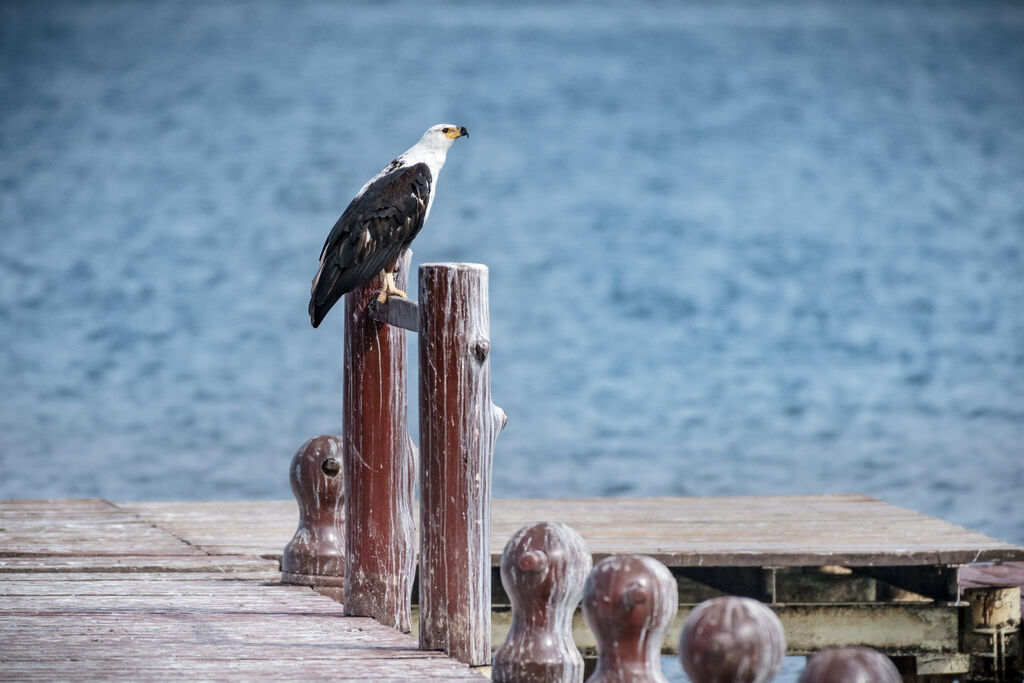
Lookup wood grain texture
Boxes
[117,496,1024,569]
[0,555,278,573]
[418,263,506,666]
[115,500,295,556]
[2,498,1018,677]
[960,562,1024,590]
[342,249,417,631]
[0,499,485,681]
[489,496,1024,567]
[0,499,202,557]
[0,571,484,680]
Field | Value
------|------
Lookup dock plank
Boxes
[0,569,484,680]
[0,499,202,557]
[0,555,278,573]
[0,500,485,680]
[960,562,1024,589]
[3,496,1023,677]
[120,495,1024,567]
[116,500,295,556]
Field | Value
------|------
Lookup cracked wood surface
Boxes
[342,250,417,631]
[3,496,1021,676]
[116,495,1024,568]
[418,263,505,665]
[0,499,484,680]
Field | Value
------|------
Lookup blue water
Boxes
[2,4,1023,676]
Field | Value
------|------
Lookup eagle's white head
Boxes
[400,123,468,182]
[421,123,469,148]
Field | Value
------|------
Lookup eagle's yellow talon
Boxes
[377,271,407,303]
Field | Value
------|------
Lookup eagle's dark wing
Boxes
[309,163,432,327]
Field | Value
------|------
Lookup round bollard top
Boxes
[583,554,678,644]
[798,647,901,683]
[679,596,786,683]
[288,434,345,510]
[500,521,591,608]
[281,435,345,584]
[582,554,678,682]
[492,522,591,683]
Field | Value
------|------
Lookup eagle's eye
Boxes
[442,127,451,134]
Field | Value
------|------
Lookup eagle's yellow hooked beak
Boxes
[445,126,469,139]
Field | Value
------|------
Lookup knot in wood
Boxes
[492,522,591,683]
[798,647,901,683]
[281,435,346,588]
[473,338,490,362]
[582,554,677,683]
[679,596,785,683]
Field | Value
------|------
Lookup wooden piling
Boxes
[418,262,506,666]
[342,250,417,632]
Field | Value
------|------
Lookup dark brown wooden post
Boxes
[342,250,416,632]
[679,596,786,683]
[418,262,506,666]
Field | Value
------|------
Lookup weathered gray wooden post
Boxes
[342,251,417,632]
[679,596,786,683]
[418,262,506,666]
[281,435,345,588]
[493,522,591,683]
[582,554,679,683]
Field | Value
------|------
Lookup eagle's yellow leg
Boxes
[376,269,408,304]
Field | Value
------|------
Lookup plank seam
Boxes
[108,501,212,558]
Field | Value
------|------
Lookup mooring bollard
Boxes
[679,596,786,683]
[798,646,901,683]
[492,522,592,683]
[582,554,678,683]
[418,262,507,666]
[281,435,345,588]
[342,250,417,631]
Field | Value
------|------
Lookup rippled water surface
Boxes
[2,0,1022,615]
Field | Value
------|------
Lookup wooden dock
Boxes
[3,495,1023,680]
[0,499,483,681]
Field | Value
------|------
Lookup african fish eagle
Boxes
[308,123,469,328]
